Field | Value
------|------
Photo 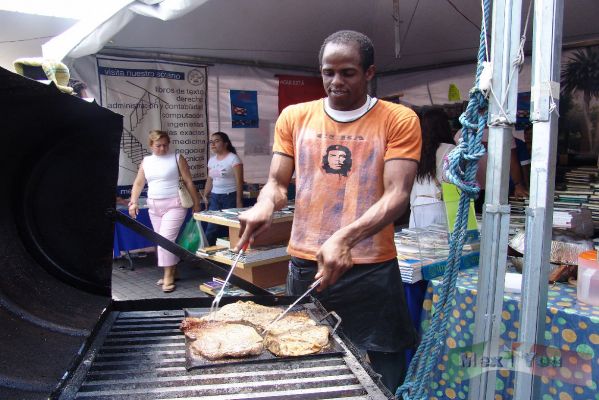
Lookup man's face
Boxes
[320,42,375,111]
[328,149,347,170]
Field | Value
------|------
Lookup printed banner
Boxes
[97,57,208,195]
[230,90,258,128]
[278,75,326,113]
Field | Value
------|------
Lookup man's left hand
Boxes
[315,234,353,291]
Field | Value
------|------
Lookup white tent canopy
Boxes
[2,0,598,183]
[34,0,599,73]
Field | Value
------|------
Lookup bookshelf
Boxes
[193,206,294,288]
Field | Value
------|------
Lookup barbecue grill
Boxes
[58,303,393,399]
[1,68,394,399]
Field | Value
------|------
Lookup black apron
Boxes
[287,257,418,353]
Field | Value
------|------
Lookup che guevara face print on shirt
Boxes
[321,144,352,177]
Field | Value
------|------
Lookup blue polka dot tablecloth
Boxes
[421,268,599,400]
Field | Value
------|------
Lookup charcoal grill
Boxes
[1,68,393,399]
[59,305,393,399]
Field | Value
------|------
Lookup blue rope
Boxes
[396,0,490,398]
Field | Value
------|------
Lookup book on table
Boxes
[213,245,288,264]
[196,245,228,257]
[198,278,286,296]
[395,226,479,283]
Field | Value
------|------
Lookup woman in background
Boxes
[129,130,200,292]
[409,108,456,228]
[203,131,244,245]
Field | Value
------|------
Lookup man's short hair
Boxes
[318,30,374,71]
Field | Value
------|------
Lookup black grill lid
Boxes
[0,67,121,399]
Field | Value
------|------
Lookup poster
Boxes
[97,57,208,196]
[278,75,326,113]
[230,90,258,128]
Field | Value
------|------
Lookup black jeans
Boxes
[205,192,237,245]
[287,257,416,393]
[368,350,408,395]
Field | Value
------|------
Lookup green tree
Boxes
[561,46,599,151]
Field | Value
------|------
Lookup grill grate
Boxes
[60,310,392,400]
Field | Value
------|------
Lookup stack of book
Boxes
[199,278,286,297]
[508,198,527,233]
[509,198,589,235]
[198,206,294,224]
[213,245,288,264]
[196,245,227,257]
[509,165,599,233]
[556,167,599,230]
[215,237,230,248]
[199,279,250,296]
[395,226,479,283]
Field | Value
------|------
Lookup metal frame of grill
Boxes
[56,301,394,400]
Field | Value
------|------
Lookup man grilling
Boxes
[234,30,421,393]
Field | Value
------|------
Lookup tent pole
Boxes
[513,0,563,398]
[468,0,522,399]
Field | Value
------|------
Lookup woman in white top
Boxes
[203,131,244,245]
[129,130,200,292]
[409,108,456,228]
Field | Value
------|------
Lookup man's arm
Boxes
[233,153,294,250]
[315,158,418,289]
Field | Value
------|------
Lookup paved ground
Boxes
[112,251,214,300]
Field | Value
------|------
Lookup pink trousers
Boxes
[147,197,187,267]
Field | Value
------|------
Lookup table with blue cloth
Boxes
[421,268,599,400]
[113,207,154,258]
[113,207,193,264]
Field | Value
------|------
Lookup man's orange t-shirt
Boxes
[273,98,421,263]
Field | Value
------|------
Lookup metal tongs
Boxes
[209,242,249,317]
[264,277,323,332]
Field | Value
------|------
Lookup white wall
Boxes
[207,64,281,184]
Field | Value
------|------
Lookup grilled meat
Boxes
[188,320,264,360]
[264,312,329,356]
[179,317,203,339]
[200,300,282,332]
[181,302,330,360]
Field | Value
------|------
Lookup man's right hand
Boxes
[233,201,275,251]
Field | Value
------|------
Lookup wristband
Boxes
[128,202,137,207]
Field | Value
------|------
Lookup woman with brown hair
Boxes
[129,130,200,292]
[409,108,455,228]
[203,131,244,245]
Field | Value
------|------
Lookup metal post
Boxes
[513,1,563,398]
[468,1,522,399]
